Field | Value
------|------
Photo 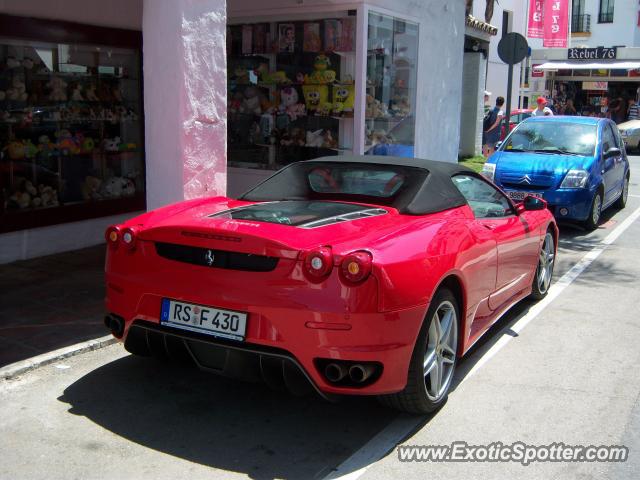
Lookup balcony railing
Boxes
[572,14,591,33]
[598,11,614,23]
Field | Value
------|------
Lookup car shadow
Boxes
[58,353,402,479]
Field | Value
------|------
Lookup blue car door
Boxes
[600,123,621,205]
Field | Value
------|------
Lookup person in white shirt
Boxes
[532,96,554,116]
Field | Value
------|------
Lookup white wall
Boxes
[0,0,143,263]
[474,0,527,109]
[143,0,227,211]
[571,0,637,48]
[459,51,486,157]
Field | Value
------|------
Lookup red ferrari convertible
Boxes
[104,155,557,413]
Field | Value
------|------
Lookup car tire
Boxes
[614,174,630,210]
[583,190,603,231]
[378,288,459,414]
[529,230,555,300]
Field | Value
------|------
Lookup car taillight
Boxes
[340,251,372,285]
[121,227,137,250]
[105,225,121,247]
[303,247,333,280]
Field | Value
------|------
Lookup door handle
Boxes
[483,223,496,230]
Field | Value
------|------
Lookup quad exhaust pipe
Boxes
[324,363,348,383]
[104,314,125,338]
[348,364,376,383]
[324,362,378,384]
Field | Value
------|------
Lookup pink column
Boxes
[142,0,227,210]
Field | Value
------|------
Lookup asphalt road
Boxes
[1,157,639,480]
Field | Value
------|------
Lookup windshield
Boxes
[502,121,597,156]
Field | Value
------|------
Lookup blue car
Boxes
[482,116,630,230]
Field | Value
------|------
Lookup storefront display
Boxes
[365,12,418,157]
[0,16,144,233]
[227,16,356,170]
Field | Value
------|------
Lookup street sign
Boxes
[496,33,529,136]
[498,32,528,65]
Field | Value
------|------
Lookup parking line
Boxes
[323,204,640,480]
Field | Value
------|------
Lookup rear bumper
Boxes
[106,246,428,396]
[124,320,330,398]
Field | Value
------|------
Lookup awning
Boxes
[535,61,640,70]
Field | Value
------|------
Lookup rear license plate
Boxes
[507,191,542,201]
[160,298,247,341]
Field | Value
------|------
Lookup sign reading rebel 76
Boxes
[568,47,617,60]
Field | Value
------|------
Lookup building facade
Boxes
[0,0,465,264]
[525,0,640,114]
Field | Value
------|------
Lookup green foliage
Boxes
[458,155,486,173]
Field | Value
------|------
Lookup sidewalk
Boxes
[0,246,107,368]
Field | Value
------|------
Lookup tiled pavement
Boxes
[0,245,107,367]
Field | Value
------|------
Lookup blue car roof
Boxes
[524,115,603,126]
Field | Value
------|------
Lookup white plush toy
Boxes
[305,129,324,147]
[100,177,125,198]
[103,137,121,152]
[279,87,305,120]
[47,76,68,102]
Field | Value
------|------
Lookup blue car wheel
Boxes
[583,189,603,231]
[614,174,630,210]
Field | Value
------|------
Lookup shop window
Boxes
[365,12,418,157]
[598,0,614,23]
[226,16,356,170]
[0,15,144,233]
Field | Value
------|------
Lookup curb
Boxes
[0,335,117,380]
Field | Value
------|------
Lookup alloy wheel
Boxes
[423,300,457,402]
[592,194,602,226]
[537,232,555,295]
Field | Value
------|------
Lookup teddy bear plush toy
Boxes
[6,77,28,101]
[39,185,59,207]
[85,84,99,102]
[81,176,103,200]
[71,84,84,101]
[240,87,263,116]
[47,76,68,101]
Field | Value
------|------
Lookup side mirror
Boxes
[523,195,546,211]
[604,147,621,159]
[495,141,503,150]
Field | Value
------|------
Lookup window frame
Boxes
[451,173,517,219]
[598,0,614,24]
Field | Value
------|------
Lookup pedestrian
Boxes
[532,97,554,116]
[609,96,627,124]
[564,99,577,116]
[483,96,505,157]
[483,90,491,115]
[627,98,639,121]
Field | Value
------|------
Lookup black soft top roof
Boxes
[240,155,475,215]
